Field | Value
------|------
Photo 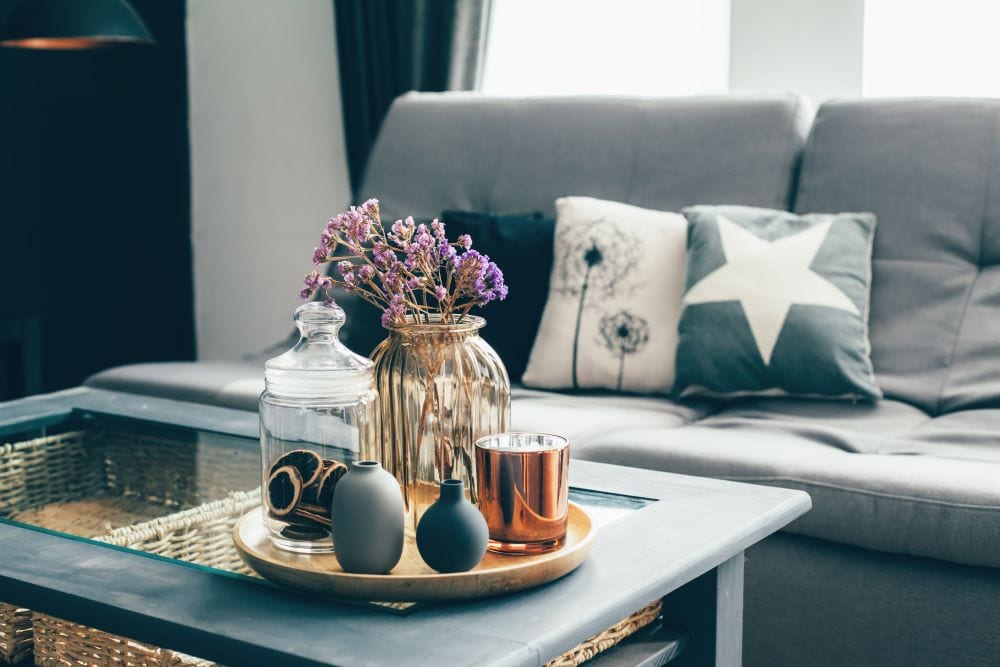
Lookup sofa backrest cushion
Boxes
[360,92,813,223]
[795,98,1000,413]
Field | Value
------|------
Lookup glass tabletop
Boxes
[0,408,649,580]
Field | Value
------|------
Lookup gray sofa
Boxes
[88,93,1000,666]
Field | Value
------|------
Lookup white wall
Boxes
[187,0,351,360]
[729,0,865,103]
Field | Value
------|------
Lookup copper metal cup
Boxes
[475,432,570,554]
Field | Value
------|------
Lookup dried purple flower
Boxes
[301,270,333,300]
[304,200,508,327]
[372,242,394,268]
[327,214,345,233]
[381,294,407,327]
[430,219,447,242]
[342,208,373,246]
[390,217,415,245]
[480,261,508,303]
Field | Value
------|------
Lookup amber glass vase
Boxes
[371,315,510,534]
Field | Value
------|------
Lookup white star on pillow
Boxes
[684,216,859,365]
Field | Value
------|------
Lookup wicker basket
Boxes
[0,429,259,666]
[546,600,663,667]
[0,607,31,665]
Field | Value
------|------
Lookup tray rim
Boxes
[233,502,595,600]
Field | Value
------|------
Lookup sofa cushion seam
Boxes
[933,106,1000,414]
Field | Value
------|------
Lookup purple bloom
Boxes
[404,224,437,269]
[457,234,473,250]
[390,217,415,245]
[434,285,448,301]
[301,270,333,300]
[337,260,354,277]
[312,246,328,265]
[383,262,405,293]
[480,261,508,303]
[381,294,406,327]
[414,224,434,248]
[362,198,379,218]
[327,214,345,233]
[454,251,508,304]
[372,242,394,268]
[358,265,375,281]
[430,219,447,243]
[439,243,457,261]
[342,207,372,245]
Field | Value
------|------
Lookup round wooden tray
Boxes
[233,503,594,602]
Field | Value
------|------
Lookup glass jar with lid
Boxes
[260,301,378,553]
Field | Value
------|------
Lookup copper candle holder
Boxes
[475,432,570,554]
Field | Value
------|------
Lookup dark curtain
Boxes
[334,0,492,193]
[0,0,194,396]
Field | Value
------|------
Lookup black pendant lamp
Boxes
[0,0,154,49]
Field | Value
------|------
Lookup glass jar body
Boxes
[371,316,510,535]
[259,389,378,553]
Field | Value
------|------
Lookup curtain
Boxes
[334,0,493,193]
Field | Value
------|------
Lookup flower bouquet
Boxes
[301,198,507,325]
[302,200,512,531]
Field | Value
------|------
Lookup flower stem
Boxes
[617,352,625,391]
[571,268,590,390]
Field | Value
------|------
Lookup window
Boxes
[481,0,730,97]
[863,0,1000,97]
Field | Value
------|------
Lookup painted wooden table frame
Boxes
[0,388,811,666]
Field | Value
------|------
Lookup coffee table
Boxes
[0,388,810,666]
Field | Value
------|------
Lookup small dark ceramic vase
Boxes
[416,479,488,573]
[331,461,404,574]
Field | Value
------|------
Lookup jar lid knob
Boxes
[264,300,373,399]
[294,301,345,339]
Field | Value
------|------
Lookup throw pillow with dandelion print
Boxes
[523,197,688,393]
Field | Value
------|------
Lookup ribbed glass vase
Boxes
[371,315,510,534]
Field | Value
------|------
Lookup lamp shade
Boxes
[0,0,154,49]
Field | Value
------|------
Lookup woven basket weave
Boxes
[30,492,258,667]
[546,600,663,667]
[0,429,258,666]
[0,607,31,665]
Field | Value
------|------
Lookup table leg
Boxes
[661,551,745,667]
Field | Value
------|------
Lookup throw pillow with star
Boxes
[674,205,881,400]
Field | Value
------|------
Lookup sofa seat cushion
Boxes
[85,361,264,411]
[694,397,929,453]
[880,408,1000,463]
[573,398,1000,568]
[510,387,708,445]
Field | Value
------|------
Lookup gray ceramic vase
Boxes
[331,460,404,574]
[416,479,488,573]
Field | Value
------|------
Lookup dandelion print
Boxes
[553,218,640,388]
[600,310,650,390]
